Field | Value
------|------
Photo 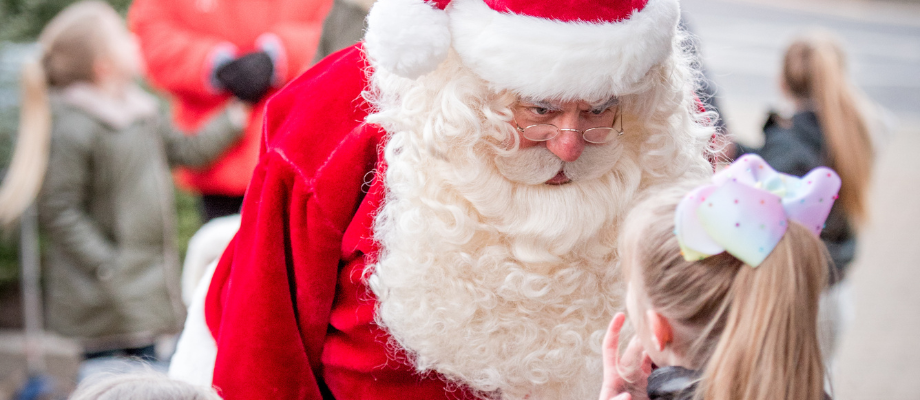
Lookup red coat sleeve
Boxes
[206,153,332,398]
[204,44,381,399]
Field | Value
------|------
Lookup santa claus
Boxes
[168,0,715,399]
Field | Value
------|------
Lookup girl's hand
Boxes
[598,313,653,400]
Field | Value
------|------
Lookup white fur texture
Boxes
[364,31,713,398]
[168,260,219,387]
[180,214,240,306]
[448,0,680,100]
[365,0,451,79]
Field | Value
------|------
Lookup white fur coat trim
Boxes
[168,260,219,386]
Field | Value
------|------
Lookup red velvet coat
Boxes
[205,44,476,399]
[129,0,332,195]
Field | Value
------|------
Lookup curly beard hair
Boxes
[365,41,713,399]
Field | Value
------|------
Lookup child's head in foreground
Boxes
[618,154,837,400]
[69,372,221,400]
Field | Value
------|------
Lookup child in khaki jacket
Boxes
[0,1,246,360]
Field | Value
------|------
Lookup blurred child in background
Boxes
[736,30,878,362]
[0,1,246,361]
[599,155,838,400]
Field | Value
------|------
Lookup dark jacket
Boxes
[39,83,243,352]
[647,366,698,400]
[646,366,831,400]
[311,0,373,64]
[739,111,856,283]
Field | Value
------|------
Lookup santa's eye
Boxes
[530,106,550,115]
[590,108,608,115]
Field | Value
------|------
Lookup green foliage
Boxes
[0,235,19,285]
[0,0,132,42]
[175,187,203,261]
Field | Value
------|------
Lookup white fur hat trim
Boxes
[365,0,680,100]
[449,0,680,100]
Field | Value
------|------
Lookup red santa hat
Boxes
[364,0,681,101]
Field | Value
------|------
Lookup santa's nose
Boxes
[547,111,586,162]
[546,130,586,162]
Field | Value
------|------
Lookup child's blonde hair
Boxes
[782,30,874,226]
[0,1,121,226]
[70,372,222,400]
[620,185,828,400]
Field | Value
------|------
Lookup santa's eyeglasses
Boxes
[512,104,624,144]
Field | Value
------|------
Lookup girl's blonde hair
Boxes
[70,372,222,400]
[621,185,828,400]
[782,30,874,226]
[0,1,118,226]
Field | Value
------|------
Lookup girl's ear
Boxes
[646,309,673,352]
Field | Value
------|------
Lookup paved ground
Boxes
[682,0,920,398]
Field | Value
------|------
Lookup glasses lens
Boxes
[522,124,559,141]
[583,128,618,144]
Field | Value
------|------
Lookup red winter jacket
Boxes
[128,0,332,195]
[205,44,476,399]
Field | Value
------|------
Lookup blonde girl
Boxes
[732,30,879,365]
[600,154,838,400]
[738,30,876,280]
[0,1,245,358]
[779,31,873,227]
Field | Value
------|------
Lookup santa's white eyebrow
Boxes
[590,97,620,111]
[519,97,563,111]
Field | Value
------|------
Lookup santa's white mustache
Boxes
[494,143,622,185]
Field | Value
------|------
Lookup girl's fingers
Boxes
[611,392,632,400]
[602,312,626,371]
[641,351,653,375]
[620,336,644,368]
[599,313,627,399]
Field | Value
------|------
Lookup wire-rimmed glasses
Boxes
[512,104,624,144]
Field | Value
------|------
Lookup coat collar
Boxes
[58,82,158,130]
[647,366,699,400]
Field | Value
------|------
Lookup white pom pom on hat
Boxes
[364,0,452,80]
[364,0,681,100]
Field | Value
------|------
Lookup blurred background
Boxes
[0,0,918,398]
[683,0,920,398]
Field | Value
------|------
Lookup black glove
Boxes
[216,51,274,103]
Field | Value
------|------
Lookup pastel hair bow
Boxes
[675,154,841,267]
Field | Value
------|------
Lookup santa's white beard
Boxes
[369,130,642,400]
